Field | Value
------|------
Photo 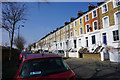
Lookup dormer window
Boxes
[85,15,89,22]
[102,4,108,13]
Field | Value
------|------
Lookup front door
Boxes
[103,33,107,45]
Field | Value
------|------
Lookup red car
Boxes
[19,52,31,60]
[15,53,76,80]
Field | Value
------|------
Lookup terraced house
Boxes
[30,0,120,58]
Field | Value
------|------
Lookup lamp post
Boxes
[18,25,24,40]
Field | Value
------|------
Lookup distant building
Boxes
[29,0,120,58]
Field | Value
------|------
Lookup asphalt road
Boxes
[64,58,120,80]
[2,56,120,80]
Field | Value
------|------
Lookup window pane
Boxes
[113,30,119,41]
[94,22,97,30]
[92,35,96,44]
[93,11,96,17]
[116,12,120,24]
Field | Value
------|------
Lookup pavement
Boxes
[64,58,120,80]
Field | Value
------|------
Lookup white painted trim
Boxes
[113,0,120,8]
[102,3,108,14]
[74,29,77,37]
[114,10,120,25]
[70,31,73,37]
[70,23,72,29]
[102,16,109,28]
[67,32,69,39]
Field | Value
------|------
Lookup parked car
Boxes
[15,53,76,80]
[19,52,31,60]
[53,50,65,57]
[43,50,49,54]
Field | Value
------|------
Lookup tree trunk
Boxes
[9,24,15,61]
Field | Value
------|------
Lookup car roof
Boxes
[23,53,61,61]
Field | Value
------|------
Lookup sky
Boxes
[2,1,103,48]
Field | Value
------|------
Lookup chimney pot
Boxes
[70,17,75,22]
[88,3,96,11]
[78,11,84,17]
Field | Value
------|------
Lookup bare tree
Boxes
[27,44,32,51]
[14,36,26,51]
[2,2,27,61]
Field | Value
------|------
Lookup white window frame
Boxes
[114,11,120,25]
[64,34,65,40]
[64,27,65,32]
[102,4,108,14]
[92,10,97,18]
[74,29,77,36]
[113,30,119,41]
[91,35,96,44]
[75,21,77,27]
[102,16,109,28]
[79,18,82,24]
[70,31,73,37]
[70,24,72,29]
[66,25,69,31]
[79,27,83,35]
[113,0,120,8]
[85,24,90,33]
[85,14,89,22]
[67,32,69,39]
[93,20,98,31]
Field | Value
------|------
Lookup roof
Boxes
[23,53,61,61]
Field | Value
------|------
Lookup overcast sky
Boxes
[2,1,103,48]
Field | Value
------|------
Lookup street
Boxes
[64,58,120,79]
[2,55,120,80]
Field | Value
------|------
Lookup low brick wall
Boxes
[82,53,101,61]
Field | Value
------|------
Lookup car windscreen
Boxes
[21,52,30,55]
[58,50,64,53]
[44,50,48,52]
[19,58,70,78]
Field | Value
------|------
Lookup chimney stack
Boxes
[78,11,84,17]
[70,17,75,22]
[88,3,96,11]
[64,21,70,26]
[97,2,104,6]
